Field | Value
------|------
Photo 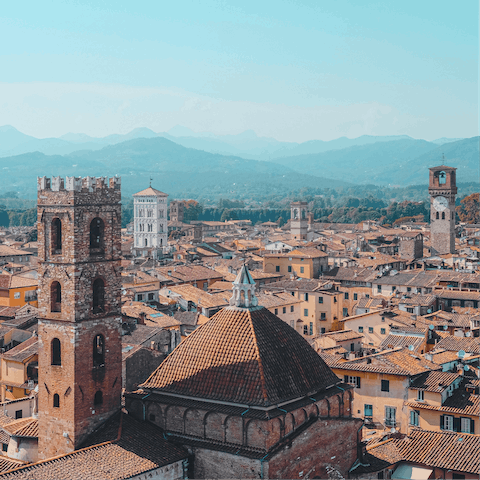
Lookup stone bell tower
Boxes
[428,165,457,255]
[290,201,308,240]
[36,176,122,459]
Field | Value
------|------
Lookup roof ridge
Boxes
[248,310,269,406]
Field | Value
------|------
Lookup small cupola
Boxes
[230,264,258,308]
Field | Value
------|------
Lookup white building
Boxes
[133,186,168,258]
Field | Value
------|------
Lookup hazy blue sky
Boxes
[0,0,477,141]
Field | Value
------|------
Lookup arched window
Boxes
[51,338,61,365]
[442,212,445,220]
[436,212,439,220]
[93,334,105,367]
[51,218,62,253]
[90,218,104,251]
[144,238,148,247]
[53,394,60,408]
[439,171,446,185]
[92,279,105,313]
[94,391,103,405]
[51,281,62,312]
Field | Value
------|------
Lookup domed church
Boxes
[126,266,362,479]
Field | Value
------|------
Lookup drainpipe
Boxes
[141,393,151,421]
[260,452,269,479]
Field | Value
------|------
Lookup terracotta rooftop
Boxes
[435,335,480,354]
[3,418,38,438]
[409,370,460,392]
[0,412,187,480]
[141,305,340,407]
[2,337,38,363]
[133,186,167,197]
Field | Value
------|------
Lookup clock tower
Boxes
[429,165,457,255]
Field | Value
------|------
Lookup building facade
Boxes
[133,186,168,258]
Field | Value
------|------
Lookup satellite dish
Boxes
[429,324,435,330]
[408,345,414,351]
[390,428,396,434]
[465,331,471,337]
[443,325,448,330]
[458,350,466,359]
[464,365,470,371]
[427,309,432,314]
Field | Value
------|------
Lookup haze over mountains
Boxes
[0,125,477,200]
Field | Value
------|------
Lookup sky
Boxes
[0,0,477,142]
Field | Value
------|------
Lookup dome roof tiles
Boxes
[141,305,340,407]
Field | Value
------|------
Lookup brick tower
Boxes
[36,176,122,460]
[429,165,457,255]
[169,200,184,223]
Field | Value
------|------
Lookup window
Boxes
[147,210,153,217]
[53,394,60,408]
[318,296,323,304]
[334,297,337,303]
[368,327,374,333]
[391,286,396,293]
[417,390,424,401]
[342,308,348,317]
[344,375,361,388]
[309,322,313,335]
[15,410,22,419]
[385,406,396,426]
[410,410,419,426]
[288,266,292,273]
[89,218,104,251]
[147,224,153,232]
[460,417,473,433]
[364,404,373,417]
[436,211,439,220]
[442,415,454,431]
[144,238,148,247]
[321,328,325,333]
[275,266,280,272]
[283,307,286,314]
[93,335,105,367]
[94,391,103,405]
[51,218,62,253]
[51,338,61,366]
[381,380,390,392]
[344,292,349,300]
[304,293,309,301]
[303,325,308,335]
[406,307,414,313]
[275,308,278,315]
[353,293,358,301]
[290,306,294,312]
[304,309,308,317]
[320,312,326,320]
[407,287,411,292]
[14,292,20,299]
[300,267,304,274]
[148,293,154,301]
[137,294,144,301]
[377,285,381,292]
[358,326,364,333]
[51,281,62,312]
[442,212,445,220]
[2,444,7,452]
[92,278,105,313]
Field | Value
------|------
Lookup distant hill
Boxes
[0,137,350,199]
[267,137,479,186]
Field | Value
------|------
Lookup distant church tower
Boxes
[133,186,168,258]
[290,201,308,240]
[36,176,122,459]
[169,200,184,223]
[429,164,457,254]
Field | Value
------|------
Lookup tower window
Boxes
[50,281,62,312]
[51,338,61,366]
[92,279,105,313]
[93,334,105,367]
[94,390,103,405]
[51,218,62,253]
[90,218,105,252]
[438,171,446,185]
[53,394,60,408]
[144,238,148,247]
[436,212,439,220]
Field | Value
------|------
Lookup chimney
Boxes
[138,312,146,325]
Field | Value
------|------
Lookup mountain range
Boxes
[0,125,477,201]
